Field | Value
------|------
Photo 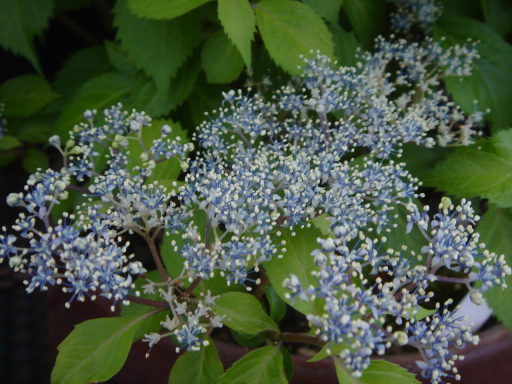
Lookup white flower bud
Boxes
[49,135,60,147]
[6,193,22,207]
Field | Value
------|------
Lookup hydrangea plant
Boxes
[1,20,510,383]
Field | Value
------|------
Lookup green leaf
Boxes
[217,347,288,384]
[0,0,53,74]
[167,51,202,109]
[168,340,224,384]
[218,0,256,67]
[201,30,245,83]
[334,358,420,384]
[328,24,362,68]
[481,0,512,37]
[0,135,22,150]
[264,286,287,323]
[423,129,512,208]
[48,47,114,113]
[8,113,56,143]
[22,148,49,174]
[55,72,133,139]
[127,0,214,20]
[439,0,482,19]
[120,270,168,342]
[264,225,324,315]
[280,347,294,382]
[342,0,385,50]
[0,75,58,117]
[477,204,512,332]
[214,292,279,334]
[51,310,160,384]
[311,213,332,236]
[255,0,334,75]
[303,0,343,25]
[434,15,512,131]
[126,118,189,183]
[399,143,453,179]
[114,2,202,97]
[384,200,428,257]
[105,41,138,77]
[309,342,348,363]
[188,78,231,126]
[231,329,266,347]
[127,72,175,117]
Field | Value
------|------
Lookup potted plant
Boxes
[1,1,512,384]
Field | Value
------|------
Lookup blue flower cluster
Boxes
[287,199,509,380]
[390,0,442,35]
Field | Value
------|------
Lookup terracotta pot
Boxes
[47,287,512,384]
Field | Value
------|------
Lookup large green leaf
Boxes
[201,30,245,83]
[334,358,420,384]
[114,2,201,97]
[254,0,334,75]
[188,78,231,127]
[168,340,224,384]
[342,0,385,50]
[218,0,256,67]
[477,204,512,332]
[127,0,214,20]
[214,292,279,334]
[434,16,512,131]
[263,225,324,316]
[423,129,512,208]
[105,41,138,77]
[7,113,56,143]
[55,72,133,139]
[22,148,49,174]
[0,75,58,117]
[303,0,343,25]
[51,310,160,384]
[0,0,53,74]
[217,347,287,384]
[264,286,287,323]
[0,136,22,150]
[481,0,512,38]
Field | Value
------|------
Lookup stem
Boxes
[182,277,202,296]
[145,234,168,282]
[127,294,169,307]
[265,330,325,347]
[54,10,101,46]
[434,275,473,284]
[66,184,94,196]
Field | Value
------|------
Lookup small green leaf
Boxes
[303,0,343,25]
[218,0,256,67]
[264,286,287,323]
[311,213,332,236]
[423,129,512,208]
[114,2,202,97]
[105,41,138,77]
[334,358,420,384]
[55,72,133,139]
[0,135,22,150]
[342,0,385,50]
[328,24,362,68]
[22,148,48,174]
[477,204,512,332]
[51,310,160,384]
[434,15,512,131]
[309,342,348,363]
[0,0,53,74]
[217,347,287,384]
[201,30,245,83]
[214,292,279,334]
[0,75,58,117]
[127,73,174,118]
[168,340,224,384]
[127,0,214,20]
[255,0,334,75]
[264,225,324,316]
[231,329,266,347]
